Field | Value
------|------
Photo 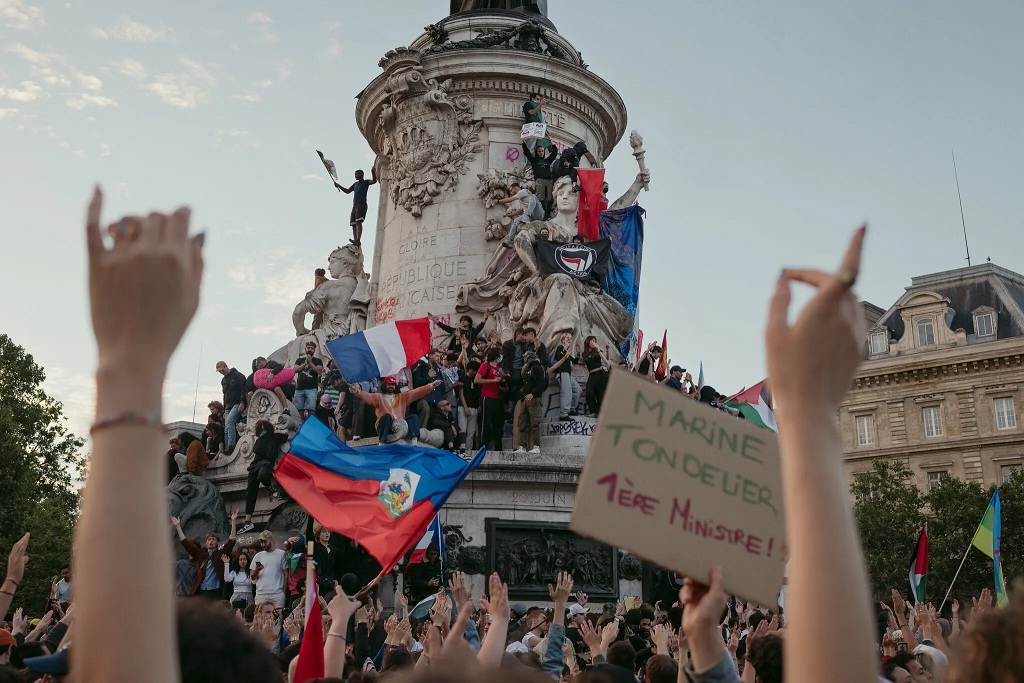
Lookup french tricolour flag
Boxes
[326,318,432,384]
[408,514,445,565]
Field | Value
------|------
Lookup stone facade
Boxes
[842,263,1024,492]
[355,12,627,329]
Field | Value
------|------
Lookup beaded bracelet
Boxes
[90,412,165,435]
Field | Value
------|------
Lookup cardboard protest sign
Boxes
[521,122,546,140]
[571,368,786,606]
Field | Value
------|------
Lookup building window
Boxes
[975,312,995,337]
[923,406,942,438]
[995,397,1017,431]
[856,414,875,446]
[916,318,936,347]
[927,471,948,491]
[868,330,888,356]
[1001,464,1022,483]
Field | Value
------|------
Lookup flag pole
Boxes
[938,542,973,614]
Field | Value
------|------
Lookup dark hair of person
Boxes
[528,91,539,100]
[466,360,481,373]
[460,315,474,326]
[176,598,279,683]
[644,654,679,683]
[607,640,636,671]
[746,633,783,683]
[446,352,459,363]
[278,641,302,673]
[178,431,198,448]
[381,648,414,672]
[229,548,250,574]
[486,347,502,363]
[581,335,600,361]
[315,268,326,277]
[522,327,537,337]
[10,641,46,669]
[253,420,274,435]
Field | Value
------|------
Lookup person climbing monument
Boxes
[337,163,379,247]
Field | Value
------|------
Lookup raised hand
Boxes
[548,571,574,607]
[5,533,30,584]
[727,626,740,655]
[890,589,907,620]
[766,225,866,412]
[86,187,202,373]
[448,571,474,611]
[575,590,588,607]
[11,607,26,634]
[651,622,673,654]
[600,620,619,649]
[169,516,181,527]
[579,619,601,654]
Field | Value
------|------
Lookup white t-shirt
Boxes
[251,548,286,595]
[511,188,533,212]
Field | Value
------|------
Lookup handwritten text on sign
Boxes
[570,369,786,606]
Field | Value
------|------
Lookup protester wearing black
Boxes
[239,420,287,534]
[581,336,611,415]
[411,352,445,427]
[406,543,443,604]
[551,140,589,189]
[664,365,685,392]
[522,139,558,214]
[217,362,247,455]
[430,312,487,353]
[425,399,464,451]
[515,350,547,453]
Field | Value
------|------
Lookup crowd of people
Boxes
[3,158,1023,683]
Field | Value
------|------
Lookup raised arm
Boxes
[74,188,202,683]
[0,534,29,620]
[766,226,875,683]
[542,571,572,680]
[324,588,360,678]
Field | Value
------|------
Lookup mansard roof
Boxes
[873,263,1024,342]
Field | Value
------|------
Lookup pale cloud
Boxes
[7,43,71,87]
[322,38,342,59]
[113,58,146,81]
[214,128,260,153]
[1,80,42,102]
[145,57,215,109]
[302,173,324,182]
[227,246,314,309]
[91,15,172,42]
[247,12,279,44]
[0,0,44,31]
[232,92,260,103]
[99,142,111,157]
[253,78,272,88]
[76,72,102,91]
[66,93,117,110]
[0,107,17,120]
[322,20,344,31]
[274,59,295,80]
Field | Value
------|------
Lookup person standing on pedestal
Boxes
[215,360,247,455]
[514,350,546,454]
[549,332,581,421]
[523,137,557,216]
[522,92,547,155]
[337,166,378,247]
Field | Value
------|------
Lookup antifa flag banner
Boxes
[600,205,645,356]
[577,168,606,241]
[535,239,613,281]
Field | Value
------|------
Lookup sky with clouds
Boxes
[3,0,1024,442]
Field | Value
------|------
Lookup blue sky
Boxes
[2,0,1023,437]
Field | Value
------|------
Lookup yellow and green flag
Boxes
[971,489,1009,608]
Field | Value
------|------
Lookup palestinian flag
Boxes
[725,379,776,431]
[908,526,928,605]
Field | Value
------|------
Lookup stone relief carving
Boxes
[377,49,483,217]
[423,19,568,62]
[168,475,228,595]
[618,551,644,581]
[487,520,618,599]
[476,169,534,242]
[456,546,488,575]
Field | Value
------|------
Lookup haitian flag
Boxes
[536,239,613,281]
[275,419,486,580]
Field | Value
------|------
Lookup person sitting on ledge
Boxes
[349,375,441,444]
[420,398,465,452]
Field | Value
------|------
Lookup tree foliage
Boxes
[853,458,1024,610]
[851,460,926,600]
[0,334,83,615]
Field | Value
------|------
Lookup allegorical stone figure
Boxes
[450,0,548,17]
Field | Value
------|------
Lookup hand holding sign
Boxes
[570,368,785,605]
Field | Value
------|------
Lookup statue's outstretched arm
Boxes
[608,170,651,211]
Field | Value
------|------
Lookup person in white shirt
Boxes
[250,530,286,608]
[53,564,73,604]
[223,549,254,607]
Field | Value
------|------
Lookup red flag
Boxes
[293,557,324,683]
[654,330,668,380]
[577,168,606,241]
